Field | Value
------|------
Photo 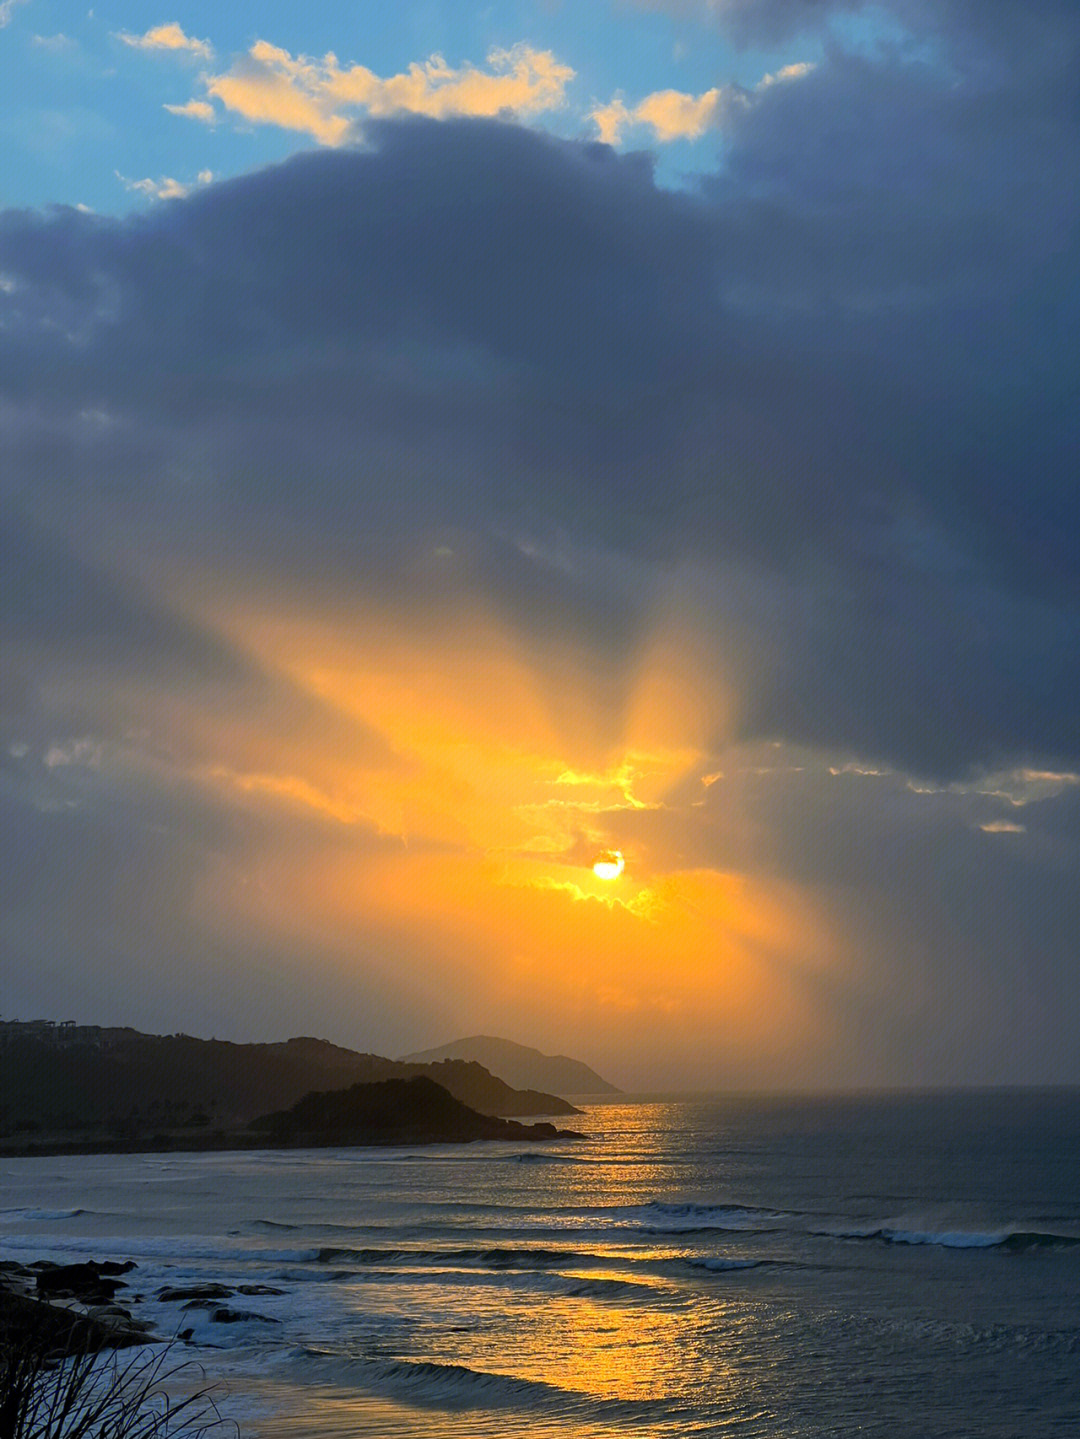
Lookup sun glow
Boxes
[161,567,851,1084]
[592,849,625,881]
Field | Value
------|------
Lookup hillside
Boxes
[401,1036,619,1096]
[253,1075,582,1147]
[0,1026,577,1144]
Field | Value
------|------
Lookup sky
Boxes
[1,1,1078,1091]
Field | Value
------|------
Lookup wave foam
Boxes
[687,1256,766,1272]
[827,1225,1080,1251]
[0,1207,89,1222]
[627,1201,789,1233]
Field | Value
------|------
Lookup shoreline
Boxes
[0,1123,584,1161]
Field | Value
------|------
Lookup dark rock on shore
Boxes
[159,1280,287,1317]
[35,1260,133,1304]
[1,1271,150,1358]
[1,1258,153,1360]
[209,1307,279,1325]
[158,1283,234,1303]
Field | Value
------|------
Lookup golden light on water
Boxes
[592,849,625,881]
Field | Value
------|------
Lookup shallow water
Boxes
[3,1091,1079,1436]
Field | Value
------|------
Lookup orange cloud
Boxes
[180,42,574,143]
[591,62,813,144]
[163,98,216,122]
[117,22,213,59]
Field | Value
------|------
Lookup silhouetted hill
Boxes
[401,1036,619,1096]
[253,1076,581,1147]
[0,1025,577,1144]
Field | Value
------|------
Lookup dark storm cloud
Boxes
[627,0,861,47]
[630,0,1080,56]
[1,0,1078,777]
[0,508,396,789]
[0,512,245,680]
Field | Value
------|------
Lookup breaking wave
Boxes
[685,1256,768,1272]
[296,1351,673,1422]
[613,1201,791,1234]
[0,1207,90,1222]
[826,1225,1080,1251]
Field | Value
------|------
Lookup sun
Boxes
[592,849,625,881]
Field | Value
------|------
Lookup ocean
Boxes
[3,1091,1079,1437]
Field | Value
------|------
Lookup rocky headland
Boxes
[251,1074,584,1147]
[0,1021,582,1156]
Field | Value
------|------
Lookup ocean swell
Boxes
[825,1225,1080,1251]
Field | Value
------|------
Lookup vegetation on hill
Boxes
[0,1027,577,1150]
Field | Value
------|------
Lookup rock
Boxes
[0,1288,148,1358]
[28,1259,134,1274]
[210,1307,280,1325]
[95,1260,136,1276]
[35,1263,127,1303]
[85,1305,154,1340]
[158,1283,234,1302]
[236,1284,285,1296]
[0,1262,32,1297]
[86,1304,133,1321]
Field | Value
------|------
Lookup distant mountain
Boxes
[253,1075,582,1148]
[0,1026,577,1147]
[401,1036,620,1096]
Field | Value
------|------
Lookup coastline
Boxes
[0,1121,584,1160]
[3,1094,1078,1438]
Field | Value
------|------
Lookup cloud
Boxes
[757,61,815,86]
[163,98,215,123]
[115,169,212,200]
[591,61,811,144]
[1,3,1079,1079]
[116,173,188,200]
[628,0,1080,59]
[207,766,366,826]
[176,42,574,143]
[1,94,1077,777]
[594,86,740,144]
[623,0,862,45]
[0,0,28,29]
[116,22,213,59]
[43,736,103,769]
